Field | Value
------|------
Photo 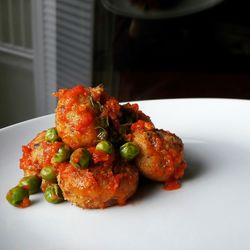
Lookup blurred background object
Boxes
[102,0,224,19]
[0,0,95,128]
[0,0,250,128]
[0,0,34,128]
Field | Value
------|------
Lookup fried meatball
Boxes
[20,131,64,176]
[54,85,104,149]
[58,162,139,209]
[132,128,186,184]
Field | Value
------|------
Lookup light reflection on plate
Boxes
[1,98,250,250]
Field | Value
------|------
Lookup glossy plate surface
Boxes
[1,99,250,250]
[102,0,224,19]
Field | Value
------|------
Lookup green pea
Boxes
[45,127,59,142]
[53,144,71,163]
[70,148,91,169]
[44,184,64,204]
[120,142,139,160]
[40,166,57,182]
[96,140,113,154]
[6,186,30,207]
[18,175,41,194]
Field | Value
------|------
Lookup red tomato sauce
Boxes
[20,146,33,170]
[54,85,87,99]
[74,111,94,133]
[88,147,113,164]
[18,197,30,208]
[131,120,154,132]
[55,85,91,124]
[104,97,120,120]
[164,180,181,191]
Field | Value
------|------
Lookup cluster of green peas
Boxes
[6,167,63,208]
[6,128,67,207]
[71,140,140,169]
[6,127,140,208]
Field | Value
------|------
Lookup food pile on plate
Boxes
[6,85,186,209]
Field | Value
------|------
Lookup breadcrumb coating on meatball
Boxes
[54,85,104,149]
[58,162,139,209]
[132,129,186,183]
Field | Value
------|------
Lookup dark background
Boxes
[103,0,250,101]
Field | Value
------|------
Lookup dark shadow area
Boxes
[30,193,43,206]
[129,150,206,204]
[129,145,207,204]
[183,152,207,182]
[94,0,250,101]
[129,176,161,204]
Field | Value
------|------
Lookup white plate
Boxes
[1,98,250,250]
[101,0,224,19]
